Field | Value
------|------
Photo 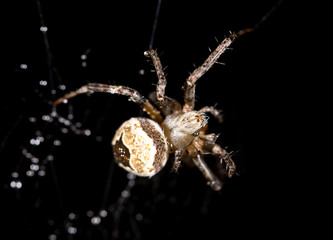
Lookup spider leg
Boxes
[211,143,236,178]
[149,92,182,116]
[53,83,163,124]
[236,0,284,36]
[187,145,222,191]
[193,152,222,191]
[198,105,223,123]
[190,131,235,189]
[172,149,183,172]
[182,33,236,112]
[145,49,167,106]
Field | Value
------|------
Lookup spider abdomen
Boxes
[111,117,168,177]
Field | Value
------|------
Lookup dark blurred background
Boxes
[1,0,304,239]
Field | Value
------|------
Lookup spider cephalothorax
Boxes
[54,33,237,191]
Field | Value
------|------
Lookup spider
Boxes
[53,33,237,191]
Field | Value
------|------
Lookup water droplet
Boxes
[39,80,48,86]
[48,234,57,240]
[74,129,81,135]
[47,155,54,161]
[99,210,107,218]
[128,179,135,187]
[127,173,135,180]
[82,61,87,67]
[40,26,48,32]
[31,157,39,163]
[10,181,16,188]
[26,170,35,177]
[64,119,70,126]
[42,115,51,121]
[91,216,101,225]
[20,64,27,69]
[53,140,61,146]
[30,164,40,171]
[58,84,66,90]
[38,170,46,176]
[138,69,145,75]
[58,117,65,123]
[135,213,143,221]
[121,190,130,198]
[50,111,57,117]
[16,181,22,189]
[86,210,94,217]
[67,226,77,235]
[29,117,36,122]
[11,172,19,178]
[84,129,91,136]
[10,180,23,189]
[30,138,40,146]
[68,213,76,220]
[61,128,69,134]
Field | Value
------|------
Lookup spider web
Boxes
[0,0,292,239]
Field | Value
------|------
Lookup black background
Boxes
[1,0,308,239]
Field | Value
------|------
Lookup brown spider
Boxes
[54,33,237,191]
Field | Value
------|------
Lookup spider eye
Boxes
[193,132,199,136]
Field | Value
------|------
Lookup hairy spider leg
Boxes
[53,83,164,124]
[198,105,223,123]
[237,0,284,36]
[188,144,223,191]
[145,50,167,105]
[211,144,236,178]
[172,149,183,172]
[181,0,284,113]
[198,132,236,179]
[182,33,236,112]
[189,128,235,190]
[145,49,182,116]
[148,92,182,117]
